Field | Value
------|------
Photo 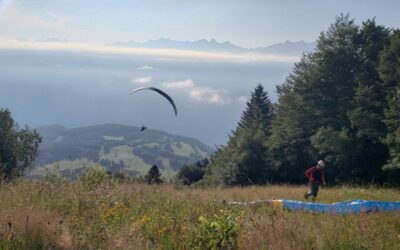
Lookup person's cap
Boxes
[317,160,325,168]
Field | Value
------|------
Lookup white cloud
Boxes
[162,79,195,90]
[137,65,156,70]
[130,76,152,84]
[237,96,248,103]
[163,79,229,105]
[189,87,228,104]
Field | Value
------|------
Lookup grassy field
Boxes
[0,175,399,249]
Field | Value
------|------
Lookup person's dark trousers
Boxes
[305,182,320,201]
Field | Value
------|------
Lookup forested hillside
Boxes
[28,124,212,179]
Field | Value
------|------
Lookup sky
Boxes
[0,0,400,47]
[1,0,400,146]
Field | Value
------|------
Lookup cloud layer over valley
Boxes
[0,39,300,145]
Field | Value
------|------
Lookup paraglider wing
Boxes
[129,87,178,116]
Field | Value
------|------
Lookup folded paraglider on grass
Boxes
[229,199,400,214]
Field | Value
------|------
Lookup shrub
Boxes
[191,210,241,250]
[80,167,110,190]
[176,158,209,185]
[176,165,204,185]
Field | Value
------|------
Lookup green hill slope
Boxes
[28,124,213,179]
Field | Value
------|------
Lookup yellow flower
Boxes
[140,214,150,223]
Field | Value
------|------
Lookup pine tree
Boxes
[342,19,390,182]
[205,85,273,186]
[269,14,391,183]
[237,85,272,134]
[267,57,319,183]
[145,165,163,184]
[380,31,400,171]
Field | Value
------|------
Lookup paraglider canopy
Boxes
[129,87,178,116]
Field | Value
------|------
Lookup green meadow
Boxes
[0,176,399,249]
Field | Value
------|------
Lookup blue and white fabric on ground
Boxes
[281,200,400,214]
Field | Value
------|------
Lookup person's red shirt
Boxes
[305,166,325,184]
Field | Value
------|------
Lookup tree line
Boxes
[178,14,400,186]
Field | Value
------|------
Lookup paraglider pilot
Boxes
[304,160,326,201]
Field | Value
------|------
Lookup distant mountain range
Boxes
[28,124,213,179]
[112,38,316,55]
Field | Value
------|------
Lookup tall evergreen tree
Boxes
[379,30,400,172]
[268,55,319,183]
[205,85,273,186]
[348,19,390,141]
[145,165,163,184]
[269,14,360,183]
[344,19,390,182]
[269,14,391,183]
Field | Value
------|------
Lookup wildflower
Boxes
[140,214,150,223]
[158,227,166,234]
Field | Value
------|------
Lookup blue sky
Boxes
[1,0,400,47]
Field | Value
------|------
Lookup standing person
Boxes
[304,160,326,201]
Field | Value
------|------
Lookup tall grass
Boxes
[0,177,399,249]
